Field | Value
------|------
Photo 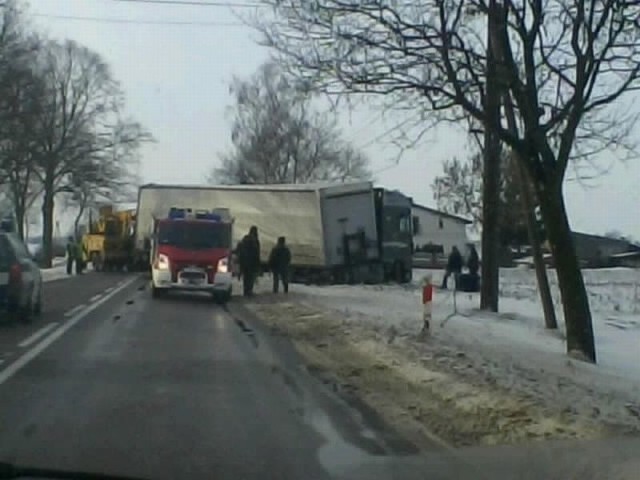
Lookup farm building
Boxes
[411,203,472,268]
[515,232,640,269]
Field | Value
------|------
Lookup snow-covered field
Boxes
[243,267,640,448]
[306,267,640,379]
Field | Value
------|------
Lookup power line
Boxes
[33,13,245,26]
[356,114,420,150]
[110,0,262,6]
[348,111,386,139]
[371,162,400,175]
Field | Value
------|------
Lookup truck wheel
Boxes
[91,253,102,272]
[393,262,405,284]
[212,289,231,305]
[212,292,231,305]
[151,284,166,299]
[403,268,413,284]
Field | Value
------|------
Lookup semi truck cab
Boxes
[150,207,233,303]
[374,188,413,283]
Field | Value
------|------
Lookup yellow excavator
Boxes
[82,205,137,271]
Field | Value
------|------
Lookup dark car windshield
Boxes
[157,221,231,249]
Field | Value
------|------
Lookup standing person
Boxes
[239,226,260,296]
[66,236,76,275]
[467,244,480,277]
[441,246,463,289]
[237,235,251,296]
[269,236,291,294]
[76,239,89,274]
[75,241,82,275]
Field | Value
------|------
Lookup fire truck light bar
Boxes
[168,208,221,221]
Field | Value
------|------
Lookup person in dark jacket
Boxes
[467,244,480,277]
[239,226,261,296]
[66,236,76,275]
[269,236,291,293]
[441,246,463,289]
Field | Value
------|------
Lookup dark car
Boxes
[0,232,43,322]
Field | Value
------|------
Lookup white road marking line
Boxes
[0,276,138,387]
[18,323,59,348]
[64,304,86,318]
[89,294,102,302]
[105,287,114,294]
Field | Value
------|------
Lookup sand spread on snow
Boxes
[246,300,604,450]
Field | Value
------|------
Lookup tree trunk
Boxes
[501,91,558,330]
[480,0,502,312]
[515,159,558,329]
[74,203,85,240]
[14,201,26,241]
[41,180,55,269]
[539,185,596,362]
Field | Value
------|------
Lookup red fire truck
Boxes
[150,207,233,303]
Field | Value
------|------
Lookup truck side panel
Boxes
[135,186,326,267]
[320,187,380,267]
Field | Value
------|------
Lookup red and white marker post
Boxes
[421,275,434,335]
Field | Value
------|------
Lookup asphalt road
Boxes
[0,274,436,480]
[0,271,132,366]
[1,273,638,480]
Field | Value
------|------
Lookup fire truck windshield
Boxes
[157,221,231,250]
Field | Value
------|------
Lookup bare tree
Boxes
[31,39,150,267]
[434,146,557,329]
[434,150,531,248]
[0,1,43,239]
[211,61,370,184]
[433,156,482,228]
[65,126,143,240]
[252,0,640,362]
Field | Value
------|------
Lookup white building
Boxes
[411,203,472,255]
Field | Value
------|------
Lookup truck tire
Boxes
[403,267,413,284]
[151,284,166,299]
[393,261,405,284]
[91,253,102,272]
[212,289,232,304]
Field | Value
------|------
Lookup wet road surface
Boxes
[1,273,638,480]
[0,275,430,479]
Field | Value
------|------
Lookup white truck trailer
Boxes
[134,182,413,284]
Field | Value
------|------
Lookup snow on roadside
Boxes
[246,298,608,449]
[316,267,640,379]
[41,257,69,283]
[283,269,640,435]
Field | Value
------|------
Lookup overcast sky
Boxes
[30,0,640,240]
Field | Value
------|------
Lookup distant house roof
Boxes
[411,202,473,225]
[572,231,640,251]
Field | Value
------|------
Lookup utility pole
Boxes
[480,0,502,312]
